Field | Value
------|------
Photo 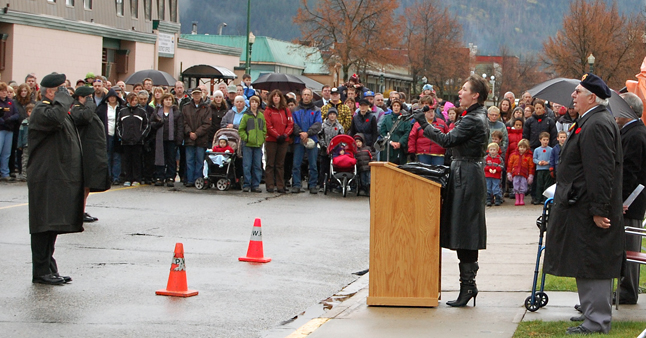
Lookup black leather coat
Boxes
[422,103,489,250]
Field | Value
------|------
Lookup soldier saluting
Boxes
[28,73,84,285]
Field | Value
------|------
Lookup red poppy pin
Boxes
[334,127,337,131]
[575,127,581,134]
[538,119,542,123]
[8,101,11,105]
[365,119,369,123]
[461,111,467,117]
[543,149,546,153]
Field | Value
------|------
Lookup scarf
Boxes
[154,106,173,166]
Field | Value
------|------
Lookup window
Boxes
[116,0,124,16]
[131,0,138,19]
[157,0,165,20]
[84,0,91,9]
[169,0,177,22]
[144,0,151,21]
[66,0,74,6]
[47,0,56,3]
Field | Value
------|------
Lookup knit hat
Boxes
[327,107,338,116]
[218,135,229,141]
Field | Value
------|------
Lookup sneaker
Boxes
[154,179,163,186]
[251,187,262,193]
[166,179,175,187]
[132,182,140,186]
[291,187,302,193]
[123,181,131,187]
[310,187,318,194]
[242,187,250,192]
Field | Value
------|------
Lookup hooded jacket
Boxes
[117,103,149,146]
[292,101,322,144]
[96,88,125,141]
[239,109,267,148]
[354,133,373,172]
[319,118,344,150]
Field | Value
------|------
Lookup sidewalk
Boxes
[281,203,646,338]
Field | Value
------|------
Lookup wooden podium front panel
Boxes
[367,162,441,307]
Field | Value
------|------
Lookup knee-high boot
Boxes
[447,262,479,307]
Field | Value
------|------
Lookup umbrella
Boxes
[527,77,633,117]
[124,69,177,86]
[251,73,306,93]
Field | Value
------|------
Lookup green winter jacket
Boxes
[379,112,412,164]
[239,110,267,148]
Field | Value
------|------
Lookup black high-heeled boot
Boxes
[447,262,479,307]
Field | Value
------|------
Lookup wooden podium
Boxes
[367,162,441,307]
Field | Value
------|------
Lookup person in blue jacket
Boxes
[291,88,322,194]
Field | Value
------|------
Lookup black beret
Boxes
[40,72,66,88]
[74,86,94,97]
[327,107,338,115]
[580,73,611,100]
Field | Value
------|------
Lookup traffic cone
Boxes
[239,218,271,263]
[156,243,199,297]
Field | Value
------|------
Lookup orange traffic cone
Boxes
[239,218,271,263]
[156,243,199,297]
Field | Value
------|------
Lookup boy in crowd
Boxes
[485,142,504,206]
[241,73,255,99]
[118,93,150,187]
[532,132,553,204]
[549,131,567,180]
[354,133,373,196]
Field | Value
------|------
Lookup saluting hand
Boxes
[593,215,611,229]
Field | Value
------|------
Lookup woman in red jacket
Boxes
[264,89,294,193]
[408,107,448,165]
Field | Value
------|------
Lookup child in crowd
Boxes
[239,96,266,192]
[507,139,535,206]
[210,135,235,167]
[490,130,506,199]
[533,132,553,204]
[241,73,256,99]
[318,108,344,188]
[354,133,373,196]
[485,142,504,206]
[16,103,34,181]
[118,93,150,187]
[505,118,524,197]
[549,131,567,181]
[447,107,459,130]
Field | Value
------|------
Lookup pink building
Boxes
[0,0,241,86]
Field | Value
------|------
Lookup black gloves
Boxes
[277,135,286,144]
[413,112,429,129]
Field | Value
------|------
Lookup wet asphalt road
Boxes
[0,182,370,337]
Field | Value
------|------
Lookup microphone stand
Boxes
[382,113,412,163]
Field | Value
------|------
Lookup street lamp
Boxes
[490,75,496,105]
[217,22,227,35]
[245,31,255,75]
[587,54,595,74]
[245,0,252,74]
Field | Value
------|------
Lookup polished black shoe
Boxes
[32,274,65,285]
[566,325,596,335]
[570,315,585,322]
[83,213,96,223]
[574,304,582,313]
[52,273,72,283]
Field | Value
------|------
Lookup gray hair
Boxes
[137,90,150,98]
[504,91,515,99]
[620,92,643,118]
[234,95,245,102]
[579,86,608,107]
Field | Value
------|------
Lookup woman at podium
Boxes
[413,75,489,307]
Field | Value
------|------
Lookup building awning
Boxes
[182,64,237,79]
[292,75,326,93]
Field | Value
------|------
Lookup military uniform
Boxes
[28,74,84,284]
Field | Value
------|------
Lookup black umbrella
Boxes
[251,73,306,93]
[527,77,633,117]
[124,69,177,86]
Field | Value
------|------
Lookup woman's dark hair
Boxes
[512,117,524,127]
[533,99,545,108]
[16,83,32,106]
[268,89,286,110]
[465,75,489,105]
[499,98,513,121]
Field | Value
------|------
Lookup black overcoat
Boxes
[619,119,646,220]
[70,99,111,192]
[27,92,84,234]
[544,105,624,279]
[422,103,489,250]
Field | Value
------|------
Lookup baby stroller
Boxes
[195,128,242,191]
[322,134,358,197]
[524,197,553,312]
